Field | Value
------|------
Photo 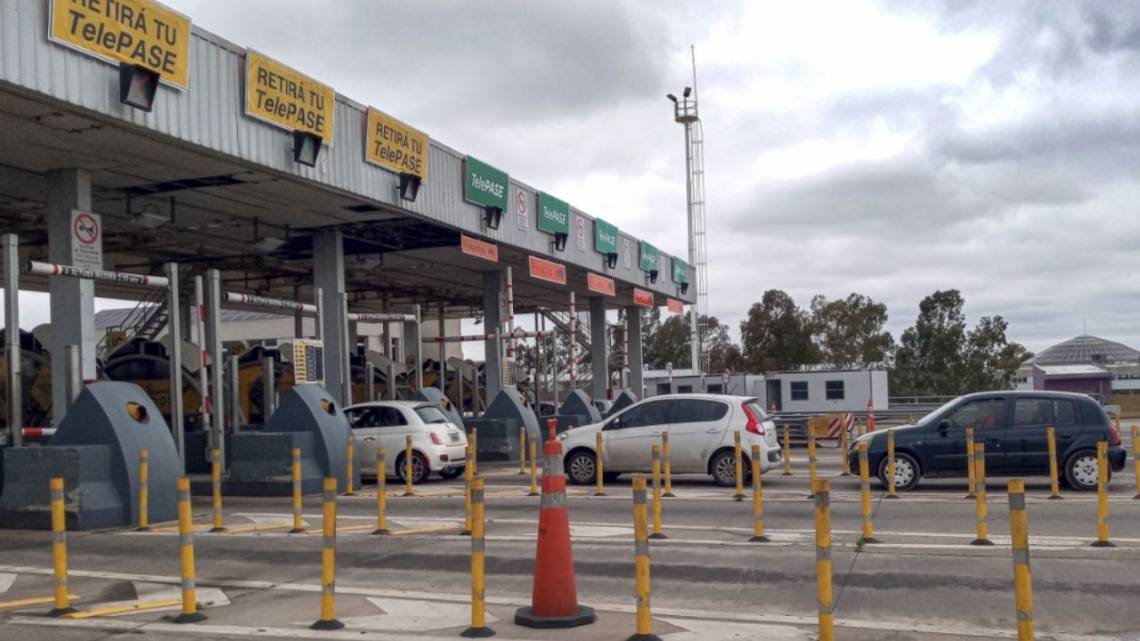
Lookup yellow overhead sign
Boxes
[48,0,191,89]
[244,49,335,142]
[365,109,429,180]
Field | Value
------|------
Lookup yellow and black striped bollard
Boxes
[373,448,391,535]
[311,478,344,630]
[519,426,528,475]
[749,445,768,542]
[595,431,607,497]
[48,477,76,617]
[839,427,850,476]
[461,476,493,637]
[662,432,675,498]
[528,436,539,497]
[650,444,667,539]
[137,450,150,532]
[885,428,898,498]
[782,425,793,476]
[857,442,877,544]
[813,479,834,641]
[345,434,356,496]
[461,443,474,536]
[174,477,206,623]
[970,443,993,546]
[1008,479,1034,641]
[470,428,479,476]
[209,448,225,532]
[807,428,818,499]
[403,434,415,497]
[964,427,976,499]
[1046,427,1062,500]
[733,431,745,501]
[290,448,305,533]
[629,476,660,641]
[1132,425,1140,500]
[1091,441,1114,548]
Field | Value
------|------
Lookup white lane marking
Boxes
[0,572,15,594]
[239,514,302,528]
[334,597,498,631]
[662,617,811,641]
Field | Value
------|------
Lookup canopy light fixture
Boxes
[679,282,689,295]
[605,253,619,269]
[119,62,159,112]
[483,206,502,230]
[552,232,568,252]
[648,269,659,284]
[398,172,422,202]
[292,131,323,167]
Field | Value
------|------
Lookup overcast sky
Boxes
[15,1,1140,354]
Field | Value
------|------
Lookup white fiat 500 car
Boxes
[344,401,467,484]
[558,394,781,486]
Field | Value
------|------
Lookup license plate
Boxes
[449,433,460,443]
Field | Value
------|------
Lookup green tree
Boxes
[892,290,1031,396]
[892,290,968,396]
[739,289,818,372]
[705,316,744,374]
[809,293,895,368]
[644,314,691,370]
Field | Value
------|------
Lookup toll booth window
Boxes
[825,380,844,400]
[708,384,723,394]
[678,385,693,393]
[656,383,671,395]
[790,382,809,401]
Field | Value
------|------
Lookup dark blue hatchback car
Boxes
[849,391,1127,491]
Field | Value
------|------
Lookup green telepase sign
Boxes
[672,257,689,284]
[639,241,659,272]
[464,156,508,211]
[537,192,570,236]
[594,218,619,255]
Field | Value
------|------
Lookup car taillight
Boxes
[1108,423,1122,447]
[742,403,764,436]
[429,432,443,445]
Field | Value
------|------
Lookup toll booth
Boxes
[606,389,638,417]
[0,382,180,530]
[225,384,358,496]
[553,389,602,432]
[465,388,539,462]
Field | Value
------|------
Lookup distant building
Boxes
[1015,335,1140,408]
[641,368,889,412]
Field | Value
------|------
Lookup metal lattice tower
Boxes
[669,46,710,374]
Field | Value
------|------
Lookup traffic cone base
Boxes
[461,625,497,637]
[310,619,344,631]
[172,611,206,624]
[515,604,596,629]
[625,634,663,641]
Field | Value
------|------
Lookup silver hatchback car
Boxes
[558,394,781,486]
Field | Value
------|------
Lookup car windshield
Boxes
[415,406,449,424]
[915,398,963,425]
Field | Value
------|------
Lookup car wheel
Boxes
[440,467,464,480]
[710,450,739,487]
[877,452,921,491]
[564,450,597,485]
[396,452,430,484]
[1064,450,1107,491]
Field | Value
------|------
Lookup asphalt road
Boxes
[2,443,1140,641]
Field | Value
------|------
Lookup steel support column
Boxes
[166,263,185,472]
[3,234,21,446]
[314,230,348,406]
[47,169,95,426]
[481,271,503,400]
[626,307,644,397]
[590,298,608,400]
[204,269,225,465]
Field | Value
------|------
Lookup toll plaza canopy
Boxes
[0,0,696,316]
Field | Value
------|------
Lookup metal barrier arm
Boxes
[225,291,317,314]
[347,312,415,323]
[25,260,169,288]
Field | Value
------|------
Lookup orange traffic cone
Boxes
[867,400,876,432]
[514,419,596,629]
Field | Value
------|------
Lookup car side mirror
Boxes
[938,420,951,435]
[605,418,621,431]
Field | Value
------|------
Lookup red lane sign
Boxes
[587,272,615,296]
[633,288,655,308]
[667,298,684,314]
[529,255,566,285]
[461,235,499,262]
